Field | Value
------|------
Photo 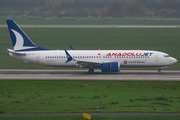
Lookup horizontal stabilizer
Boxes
[7,49,27,55]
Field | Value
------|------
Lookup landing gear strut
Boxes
[88,68,94,74]
[157,69,161,74]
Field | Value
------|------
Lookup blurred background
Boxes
[1,0,180,19]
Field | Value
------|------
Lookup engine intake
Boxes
[101,62,120,72]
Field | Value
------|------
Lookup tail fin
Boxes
[6,20,48,51]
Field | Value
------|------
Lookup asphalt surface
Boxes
[1,112,180,116]
[1,24,180,28]
[0,69,180,80]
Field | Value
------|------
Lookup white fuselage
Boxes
[6,20,177,73]
[9,50,177,68]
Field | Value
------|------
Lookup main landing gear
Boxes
[157,69,161,74]
[88,68,94,74]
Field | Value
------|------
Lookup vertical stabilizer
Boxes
[6,20,48,51]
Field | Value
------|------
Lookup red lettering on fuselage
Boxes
[106,52,142,56]
[106,53,111,56]
[131,53,135,56]
[112,53,117,56]
[122,53,127,56]
[117,53,121,56]
[127,53,132,56]
[136,53,141,56]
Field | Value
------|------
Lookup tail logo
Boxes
[10,29,35,50]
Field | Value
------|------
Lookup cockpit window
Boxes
[163,55,170,57]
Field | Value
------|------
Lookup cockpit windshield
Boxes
[163,55,170,57]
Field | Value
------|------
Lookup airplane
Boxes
[6,20,177,74]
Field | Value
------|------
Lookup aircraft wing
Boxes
[65,50,102,68]
[74,59,102,64]
[73,59,103,68]
[7,49,27,55]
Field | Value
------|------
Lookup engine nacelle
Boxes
[101,62,120,72]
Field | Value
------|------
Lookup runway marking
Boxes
[0,70,180,81]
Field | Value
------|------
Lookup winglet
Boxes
[69,44,74,50]
[65,50,73,63]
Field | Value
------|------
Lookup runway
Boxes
[1,24,180,28]
[0,69,180,80]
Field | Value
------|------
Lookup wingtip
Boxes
[69,44,74,50]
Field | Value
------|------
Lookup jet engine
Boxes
[101,62,120,72]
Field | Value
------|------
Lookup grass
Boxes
[0,80,180,113]
[1,115,180,120]
[0,28,179,70]
[1,18,180,25]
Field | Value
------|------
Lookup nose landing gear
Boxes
[157,66,168,74]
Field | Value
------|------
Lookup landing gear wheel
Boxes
[157,69,161,74]
[88,68,94,74]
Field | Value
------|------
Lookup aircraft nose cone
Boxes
[171,58,177,64]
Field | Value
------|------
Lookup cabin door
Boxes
[36,54,40,63]
[154,54,159,62]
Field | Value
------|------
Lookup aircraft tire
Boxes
[88,68,94,74]
[157,70,161,74]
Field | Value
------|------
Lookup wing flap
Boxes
[74,59,102,64]
[74,59,102,68]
